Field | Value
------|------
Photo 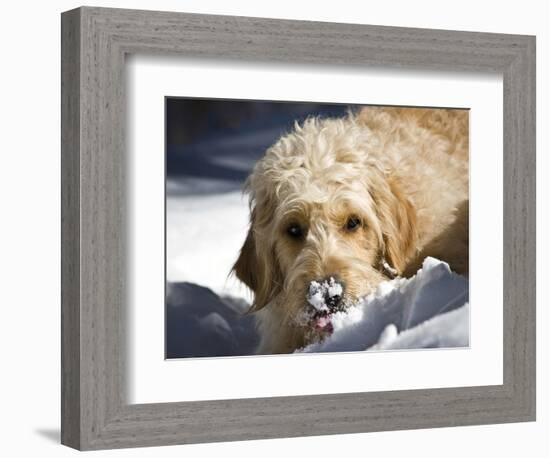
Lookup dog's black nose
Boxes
[323,277,344,310]
[307,276,345,313]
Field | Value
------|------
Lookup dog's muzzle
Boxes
[304,276,346,334]
[307,276,345,311]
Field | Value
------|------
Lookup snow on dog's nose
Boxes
[295,277,346,335]
[304,277,345,334]
[307,276,344,313]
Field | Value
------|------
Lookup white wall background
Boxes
[0,0,545,456]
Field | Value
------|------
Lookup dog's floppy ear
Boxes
[233,222,258,292]
[374,175,418,275]
[232,209,281,312]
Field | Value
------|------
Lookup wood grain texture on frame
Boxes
[61,6,536,450]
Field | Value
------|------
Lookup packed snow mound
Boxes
[370,304,469,350]
[299,257,469,353]
[166,282,259,358]
[165,256,469,357]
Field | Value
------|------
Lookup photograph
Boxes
[165,98,470,358]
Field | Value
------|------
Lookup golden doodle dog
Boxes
[233,106,469,354]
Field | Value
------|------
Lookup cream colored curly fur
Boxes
[233,106,469,354]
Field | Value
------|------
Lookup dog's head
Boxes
[232,115,417,339]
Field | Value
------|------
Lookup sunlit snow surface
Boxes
[300,257,469,353]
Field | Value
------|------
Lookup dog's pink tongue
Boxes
[314,316,334,334]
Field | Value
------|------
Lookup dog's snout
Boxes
[323,276,344,310]
[307,275,345,312]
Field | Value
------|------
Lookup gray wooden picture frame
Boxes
[61,6,536,451]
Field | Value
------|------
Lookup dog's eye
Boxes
[286,224,304,239]
[345,217,361,232]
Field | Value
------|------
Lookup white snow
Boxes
[371,304,470,351]
[299,257,469,353]
[307,283,328,312]
[327,280,344,298]
[167,187,252,308]
[375,323,399,348]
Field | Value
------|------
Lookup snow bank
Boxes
[167,190,251,305]
[299,257,469,353]
[166,282,259,358]
[370,304,469,350]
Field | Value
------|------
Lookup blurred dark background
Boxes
[166,98,352,194]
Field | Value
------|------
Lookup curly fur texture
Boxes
[233,106,469,354]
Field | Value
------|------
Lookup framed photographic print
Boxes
[164,98,470,360]
[61,6,536,450]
